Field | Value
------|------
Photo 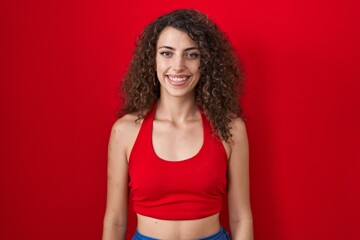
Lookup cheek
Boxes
[192,58,200,69]
[155,56,160,71]
[156,57,167,72]
[192,62,201,75]
[156,60,164,80]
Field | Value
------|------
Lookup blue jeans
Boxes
[132,226,231,240]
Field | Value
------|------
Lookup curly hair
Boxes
[120,9,244,142]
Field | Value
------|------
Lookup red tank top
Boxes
[128,105,228,220]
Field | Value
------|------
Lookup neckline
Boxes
[150,104,206,163]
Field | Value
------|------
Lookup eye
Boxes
[159,51,173,57]
[186,52,200,59]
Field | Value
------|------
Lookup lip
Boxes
[166,74,191,86]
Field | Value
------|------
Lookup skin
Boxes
[102,27,253,240]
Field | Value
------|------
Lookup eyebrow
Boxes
[158,46,199,51]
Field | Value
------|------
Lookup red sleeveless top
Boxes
[128,105,228,220]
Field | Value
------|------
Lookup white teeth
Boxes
[168,76,188,82]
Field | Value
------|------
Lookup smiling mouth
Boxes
[166,75,191,86]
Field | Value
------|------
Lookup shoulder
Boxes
[109,113,143,159]
[111,113,141,134]
[221,117,248,159]
[225,117,248,158]
[229,117,247,143]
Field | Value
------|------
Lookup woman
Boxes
[102,9,253,240]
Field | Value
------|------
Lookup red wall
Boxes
[1,0,359,239]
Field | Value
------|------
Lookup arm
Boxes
[102,119,130,240]
[227,118,253,240]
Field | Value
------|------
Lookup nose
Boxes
[172,55,185,72]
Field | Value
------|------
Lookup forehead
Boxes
[157,27,198,49]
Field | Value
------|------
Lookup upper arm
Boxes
[227,118,252,223]
[103,117,134,226]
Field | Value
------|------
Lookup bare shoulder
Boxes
[224,117,248,160]
[109,113,143,161]
[111,113,141,134]
[228,117,248,143]
[222,118,248,159]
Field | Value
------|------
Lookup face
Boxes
[156,27,201,99]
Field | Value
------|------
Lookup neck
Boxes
[156,96,199,122]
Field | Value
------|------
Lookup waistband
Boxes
[132,226,230,240]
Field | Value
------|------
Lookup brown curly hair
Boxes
[120,9,244,142]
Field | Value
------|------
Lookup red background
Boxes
[1,0,360,239]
